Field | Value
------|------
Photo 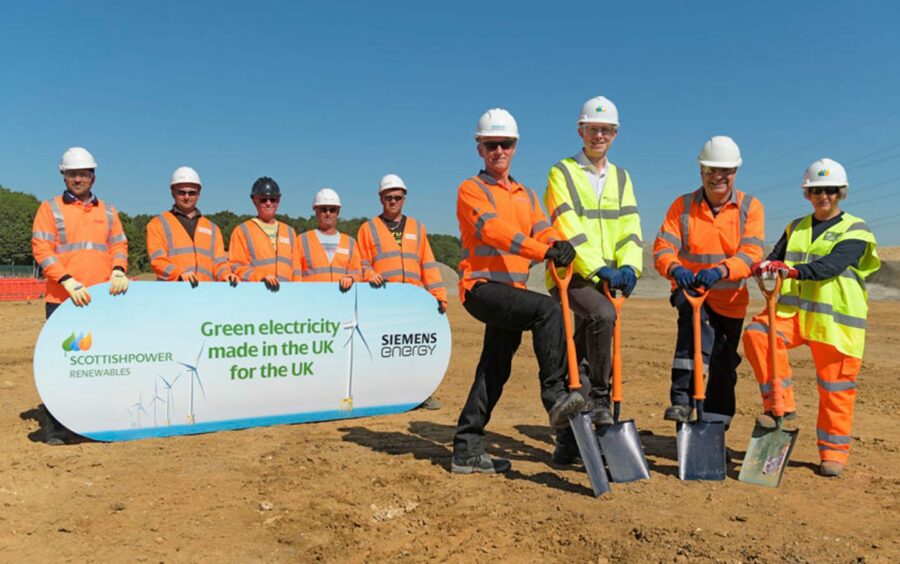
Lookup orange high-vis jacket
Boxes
[457,172,560,301]
[653,187,764,318]
[297,230,363,282]
[32,194,128,304]
[146,212,232,281]
[356,216,448,302]
[228,219,302,282]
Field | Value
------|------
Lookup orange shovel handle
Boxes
[602,282,625,403]
[549,261,580,391]
[756,274,785,416]
[682,288,708,401]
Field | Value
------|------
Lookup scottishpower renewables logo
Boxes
[62,332,92,352]
[818,169,831,177]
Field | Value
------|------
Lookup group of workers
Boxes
[32,94,880,480]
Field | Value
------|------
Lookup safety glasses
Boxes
[808,186,841,196]
[481,139,517,151]
[583,125,617,137]
[701,166,738,177]
[382,195,405,203]
[255,196,281,204]
[316,206,339,214]
[175,189,200,197]
[63,170,94,179]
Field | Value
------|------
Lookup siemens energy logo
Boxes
[62,332,93,352]
[380,332,438,358]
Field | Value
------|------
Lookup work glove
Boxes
[437,300,448,315]
[669,266,695,289]
[225,273,239,287]
[619,266,638,297]
[368,273,385,288]
[263,274,280,292]
[180,273,199,288]
[695,267,723,290]
[339,276,354,293]
[597,267,624,291]
[545,240,577,267]
[61,277,91,306]
[109,269,129,295]
[752,260,798,280]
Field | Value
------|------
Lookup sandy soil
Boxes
[2,296,898,562]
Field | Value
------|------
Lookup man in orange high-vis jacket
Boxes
[653,136,764,432]
[358,173,448,312]
[358,173,448,411]
[229,177,302,291]
[297,188,363,292]
[146,166,238,286]
[451,108,583,476]
[31,147,129,445]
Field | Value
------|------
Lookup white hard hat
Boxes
[474,108,519,139]
[698,136,743,168]
[313,188,341,208]
[802,158,848,189]
[59,147,97,171]
[379,174,407,194]
[170,166,202,188]
[578,96,619,127]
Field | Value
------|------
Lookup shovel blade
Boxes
[569,412,611,497]
[738,425,798,488]
[597,420,651,483]
[677,421,726,481]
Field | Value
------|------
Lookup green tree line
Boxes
[0,186,461,274]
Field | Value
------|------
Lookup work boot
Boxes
[551,436,582,465]
[663,404,692,423]
[590,406,615,427]
[45,428,67,446]
[819,460,845,478]
[417,396,441,411]
[450,453,511,475]
[548,392,586,429]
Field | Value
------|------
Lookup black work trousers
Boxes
[453,282,569,458]
[669,290,744,427]
[551,278,616,408]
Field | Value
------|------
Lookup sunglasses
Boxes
[255,196,280,203]
[808,186,841,196]
[175,189,200,197]
[317,206,339,214]
[383,195,405,203]
[481,139,517,151]
[701,166,738,177]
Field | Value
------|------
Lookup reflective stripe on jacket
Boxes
[777,212,879,358]
[544,159,643,288]
[357,216,448,301]
[228,220,301,282]
[297,231,363,282]
[146,212,231,281]
[456,172,560,301]
[653,187,764,318]
[32,195,128,304]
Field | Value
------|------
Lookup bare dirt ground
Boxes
[2,295,899,562]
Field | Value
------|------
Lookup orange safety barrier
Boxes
[0,278,47,301]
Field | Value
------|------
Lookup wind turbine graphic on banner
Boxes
[177,344,207,424]
[340,287,372,411]
[148,379,165,427]
[158,373,180,426]
[128,391,148,427]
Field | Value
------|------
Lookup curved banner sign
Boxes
[34,282,451,441]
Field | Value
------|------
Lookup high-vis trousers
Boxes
[453,281,569,459]
[669,290,744,427]
[742,312,861,464]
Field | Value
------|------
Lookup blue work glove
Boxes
[695,267,723,289]
[670,266,695,289]
[597,267,623,291]
[619,266,638,297]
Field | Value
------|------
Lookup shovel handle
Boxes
[602,282,625,404]
[549,260,580,391]
[755,273,786,416]
[682,288,708,402]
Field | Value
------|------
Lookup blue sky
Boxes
[3,1,900,245]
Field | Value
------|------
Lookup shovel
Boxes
[550,261,611,497]
[738,273,799,488]
[596,283,651,483]
[677,288,726,481]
